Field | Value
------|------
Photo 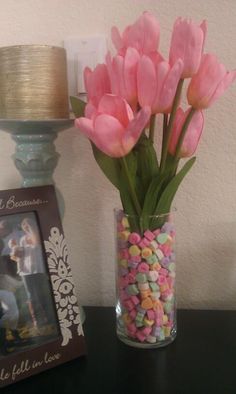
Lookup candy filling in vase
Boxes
[115,209,176,348]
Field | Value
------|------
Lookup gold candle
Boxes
[0,45,69,119]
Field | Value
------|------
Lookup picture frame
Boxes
[0,185,86,388]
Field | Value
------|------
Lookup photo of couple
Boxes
[0,212,59,357]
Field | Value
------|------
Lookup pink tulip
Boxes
[111,12,160,57]
[83,64,111,117]
[187,54,236,109]
[75,94,151,158]
[169,18,207,78]
[106,48,140,110]
[168,107,204,157]
[137,55,183,114]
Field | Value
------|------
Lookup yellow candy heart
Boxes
[144,318,154,327]
[129,245,141,256]
[119,230,130,241]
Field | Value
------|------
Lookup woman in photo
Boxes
[11,217,57,331]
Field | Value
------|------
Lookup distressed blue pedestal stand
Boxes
[0,119,85,323]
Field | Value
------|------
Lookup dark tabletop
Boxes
[1,307,236,394]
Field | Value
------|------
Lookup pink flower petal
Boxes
[84,64,111,107]
[123,47,140,109]
[181,110,204,157]
[168,108,204,157]
[111,26,123,52]
[91,64,111,106]
[93,114,126,157]
[137,55,156,109]
[207,69,236,107]
[152,61,170,112]
[200,20,207,50]
[168,108,185,156]
[123,106,151,153]
[119,12,160,55]
[98,94,133,127]
[122,26,132,50]
[106,52,119,95]
[85,101,97,119]
[159,59,183,112]
[149,51,165,65]
[112,55,126,98]
[75,118,94,140]
[135,12,160,54]
[188,54,227,108]
[169,18,205,78]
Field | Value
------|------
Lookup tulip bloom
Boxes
[106,48,140,110]
[83,64,111,117]
[169,18,207,78]
[187,54,236,109]
[111,11,160,57]
[137,56,183,114]
[168,108,204,157]
[75,94,151,158]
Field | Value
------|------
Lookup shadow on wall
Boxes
[178,221,236,310]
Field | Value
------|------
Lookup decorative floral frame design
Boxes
[45,227,83,346]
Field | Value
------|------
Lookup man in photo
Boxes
[0,238,22,356]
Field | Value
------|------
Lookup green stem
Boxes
[149,114,156,143]
[170,107,196,177]
[170,158,180,178]
[174,107,196,159]
[121,156,142,216]
[160,78,184,174]
[160,113,168,163]
[163,113,168,133]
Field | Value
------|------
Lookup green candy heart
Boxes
[157,233,168,244]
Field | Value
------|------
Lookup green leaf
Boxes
[119,152,141,232]
[134,134,159,205]
[155,157,196,214]
[119,153,140,214]
[91,143,121,189]
[150,157,196,229]
[139,153,177,230]
[119,182,141,233]
[164,153,177,177]
[123,151,137,186]
[70,96,86,117]
[119,186,135,215]
[141,174,166,229]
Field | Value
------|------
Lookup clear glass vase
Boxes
[115,209,176,348]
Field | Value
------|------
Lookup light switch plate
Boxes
[64,36,107,98]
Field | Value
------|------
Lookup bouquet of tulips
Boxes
[71,12,236,233]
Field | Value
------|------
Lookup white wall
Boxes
[0,0,236,309]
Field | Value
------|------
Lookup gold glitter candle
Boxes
[0,45,69,119]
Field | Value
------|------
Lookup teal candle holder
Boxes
[0,119,72,183]
[0,119,74,215]
[0,118,85,324]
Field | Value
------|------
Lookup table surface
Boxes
[2,307,236,394]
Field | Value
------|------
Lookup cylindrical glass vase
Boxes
[115,210,176,348]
